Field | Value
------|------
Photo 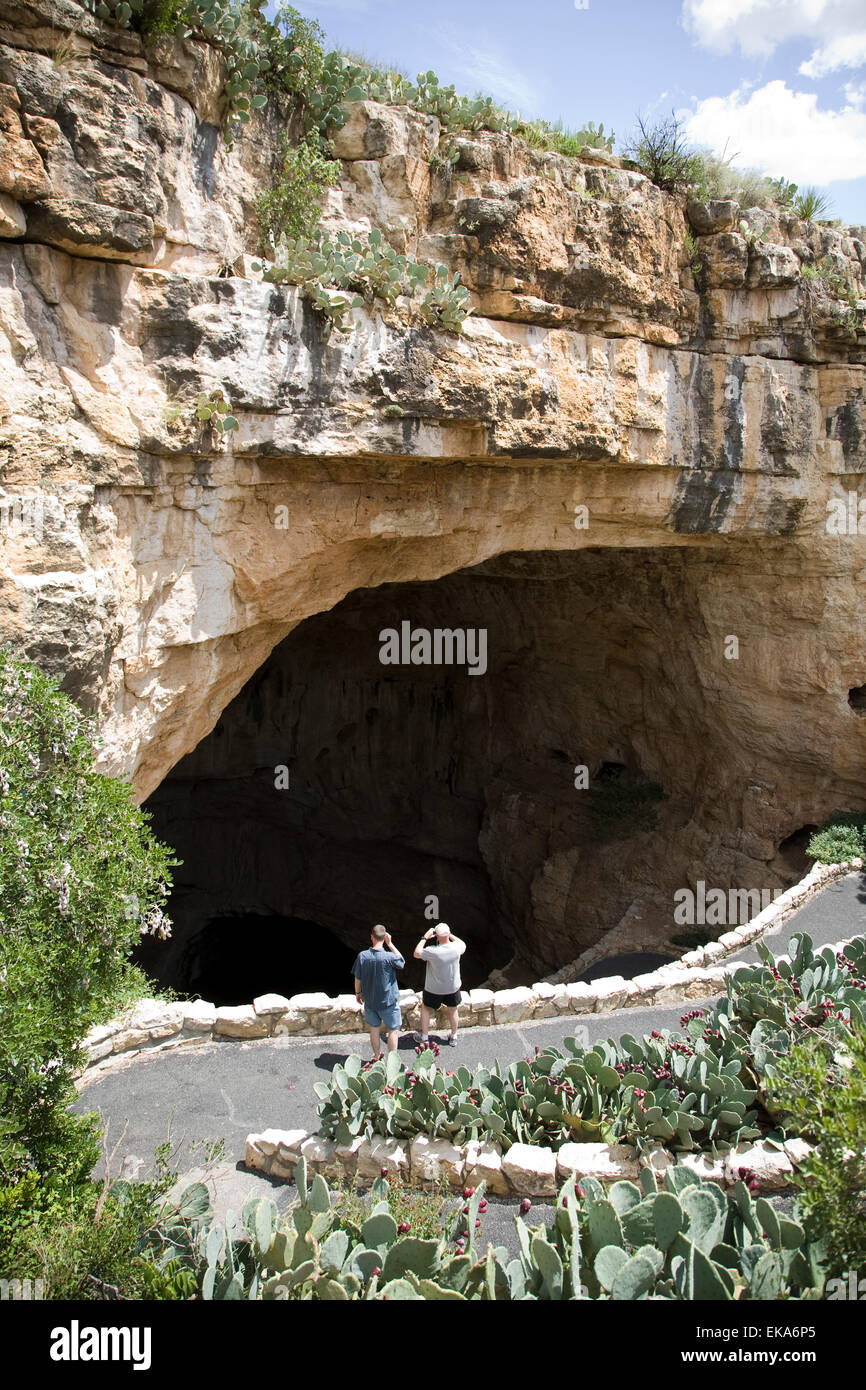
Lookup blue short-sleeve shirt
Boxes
[352,947,404,1013]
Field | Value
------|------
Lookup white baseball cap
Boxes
[435,923,450,937]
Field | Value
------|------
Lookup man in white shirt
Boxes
[413,922,466,1047]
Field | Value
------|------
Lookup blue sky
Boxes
[289,0,866,226]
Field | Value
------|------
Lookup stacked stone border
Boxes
[79,859,861,1079]
[243,1128,814,1202]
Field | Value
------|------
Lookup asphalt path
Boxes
[74,870,866,1252]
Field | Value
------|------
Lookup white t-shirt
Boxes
[419,939,465,995]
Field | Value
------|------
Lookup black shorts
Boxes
[422,989,462,1009]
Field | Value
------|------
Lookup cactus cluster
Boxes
[84,2,614,162]
[188,1157,827,1300]
[316,933,866,1157]
[255,231,472,339]
[338,65,513,135]
[82,3,345,145]
[193,390,239,436]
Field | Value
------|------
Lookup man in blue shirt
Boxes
[352,924,405,1058]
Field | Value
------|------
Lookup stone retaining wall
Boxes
[79,859,860,1079]
[244,1127,813,1200]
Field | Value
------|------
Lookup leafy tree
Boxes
[0,648,176,1180]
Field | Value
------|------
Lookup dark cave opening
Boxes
[774,825,819,878]
[171,914,357,1008]
[849,685,866,715]
[137,547,806,1003]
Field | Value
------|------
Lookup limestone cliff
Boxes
[2,1,866,976]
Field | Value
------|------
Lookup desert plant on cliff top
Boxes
[0,648,177,1181]
[622,112,703,195]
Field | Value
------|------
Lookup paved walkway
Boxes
[74,871,866,1248]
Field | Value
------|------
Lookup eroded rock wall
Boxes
[1,3,866,971]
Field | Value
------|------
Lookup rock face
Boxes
[2,3,866,977]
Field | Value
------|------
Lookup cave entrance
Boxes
[139,546,798,1001]
[772,825,819,879]
[172,914,356,1008]
[849,685,866,715]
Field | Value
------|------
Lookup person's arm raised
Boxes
[382,931,404,967]
[413,928,435,960]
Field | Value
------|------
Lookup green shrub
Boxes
[0,1142,222,1299]
[138,0,186,36]
[806,812,866,864]
[0,1170,171,1299]
[256,132,341,251]
[690,150,782,210]
[0,649,176,1181]
[764,1027,866,1276]
[330,1169,457,1242]
[513,117,615,158]
[589,767,666,841]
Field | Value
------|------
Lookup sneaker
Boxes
[446,1034,458,1047]
[416,1034,430,1046]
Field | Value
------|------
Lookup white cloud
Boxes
[683,0,866,71]
[684,79,866,183]
[801,31,866,77]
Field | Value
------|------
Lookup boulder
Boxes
[0,84,52,202]
[724,1142,795,1191]
[556,1142,639,1182]
[699,231,748,287]
[463,1139,509,1196]
[253,992,291,1018]
[565,982,597,1014]
[182,1000,216,1033]
[357,1136,409,1179]
[676,1151,727,1184]
[0,192,26,237]
[409,1136,464,1187]
[214,1005,270,1039]
[502,1142,557,1197]
[686,199,739,235]
[24,197,155,259]
[492,987,535,1025]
